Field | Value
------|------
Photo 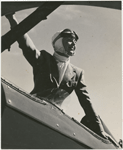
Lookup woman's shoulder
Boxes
[70,63,84,75]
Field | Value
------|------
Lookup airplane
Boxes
[1,1,122,149]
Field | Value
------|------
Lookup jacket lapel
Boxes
[50,57,60,87]
[50,56,76,87]
[62,63,76,83]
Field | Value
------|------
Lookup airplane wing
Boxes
[1,2,63,52]
[1,1,121,16]
[1,77,120,149]
[1,1,121,52]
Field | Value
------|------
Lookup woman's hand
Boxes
[5,13,18,28]
[99,131,109,139]
[5,12,15,20]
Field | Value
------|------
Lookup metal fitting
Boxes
[8,99,11,104]
[56,124,59,127]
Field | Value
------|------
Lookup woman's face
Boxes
[62,37,77,57]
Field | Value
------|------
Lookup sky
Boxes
[1,4,122,141]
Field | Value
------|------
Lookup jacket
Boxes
[17,34,97,121]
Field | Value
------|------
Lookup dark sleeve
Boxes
[17,33,40,67]
[75,70,107,137]
[75,70,97,121]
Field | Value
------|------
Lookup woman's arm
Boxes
[6,14,40,66]
[75,70,108,139]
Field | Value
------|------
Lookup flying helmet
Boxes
[52,28,79,46]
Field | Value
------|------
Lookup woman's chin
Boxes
[68,51,76,56]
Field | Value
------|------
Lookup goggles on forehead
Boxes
[52,29,79,46]
[60,29,79,41]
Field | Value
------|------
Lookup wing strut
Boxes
[1,2,63,52]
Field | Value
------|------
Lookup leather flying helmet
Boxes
[52,28,79,46]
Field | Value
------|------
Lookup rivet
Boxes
[8,99,11,104]
[7,86,10,89]
[42,100,48,105]
[56,124,59,127]
[73,133,76,136]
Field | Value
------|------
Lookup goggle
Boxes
[60,29,79,41]
[52,29,79,46]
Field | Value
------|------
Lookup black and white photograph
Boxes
[1,1,122,149]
